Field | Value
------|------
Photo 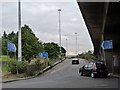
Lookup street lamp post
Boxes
[58,9,62,59]
[18,0,22,62]
[66,38,68,57]
[75,32,77,56]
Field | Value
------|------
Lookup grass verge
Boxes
[0,55,11,61]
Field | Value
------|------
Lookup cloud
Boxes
[1,0,75,3]
[22,3,57,15]
[38,4,57,12]
[35,32,59,43]
[2,2,18,35]
[2,1,94,54]
[70,18,78,22]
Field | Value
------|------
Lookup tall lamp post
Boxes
[58,9,62,59]
[18,0,22,62]
[66,38,68,57]
[75,32,77,56]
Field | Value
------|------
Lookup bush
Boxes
[25,65,36,76]
[35,59,41,66]
[25,58,53,76]
[47,58,53,66]
[17,61,28,73]
[7,59,17,74]
[7,59,28,74]
[26,59,42,76]
[78,53,97,61]
[34,59,42,70]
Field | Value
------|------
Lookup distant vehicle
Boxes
[71,58,79,65]
[79,61,108,78]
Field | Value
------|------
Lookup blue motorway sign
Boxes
[7,42,16,52]
[39,52,48,58]
[101,40,113,50]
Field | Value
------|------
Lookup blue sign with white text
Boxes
[7,42,16,52]
[39,52,48,58]
[101,40,113,50]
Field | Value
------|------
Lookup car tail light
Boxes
[93,63,97,70]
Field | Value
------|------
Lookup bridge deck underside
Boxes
[78,2,120,74]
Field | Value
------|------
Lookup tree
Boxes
[2,37,9,55]
[0,38,2,56]
[3,31,7,39]
[43,42,66,59]
[78,50,96,61]
[2,31,8,55]
[2,24,66,61]
[61,47,66,56]
[7,31,15,41]
[12,24,43,62]
[43,42,60,59]
[2,31,16,56]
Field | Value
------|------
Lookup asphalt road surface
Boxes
[2,58,119,88]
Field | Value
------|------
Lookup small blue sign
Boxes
[7,42,16,52]
[38,53,43,58]
[39,52,48,58]
[101,40,113,50]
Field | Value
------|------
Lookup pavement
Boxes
[1,58,65,83]
[108,73,120,78]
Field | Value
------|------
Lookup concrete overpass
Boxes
[77,2,120,75]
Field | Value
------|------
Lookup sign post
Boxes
[101,40,113,50]
[101,40,113,73]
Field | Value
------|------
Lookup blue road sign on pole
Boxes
[39,52,48,58]
[7,42,16,52]
[101,40,113,50]
[38,53,43,58]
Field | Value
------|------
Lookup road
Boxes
[2,58,119,88]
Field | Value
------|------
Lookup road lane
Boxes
[2,58,119,88]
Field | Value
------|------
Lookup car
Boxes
[79,61,108,78]
[71,58,79,65]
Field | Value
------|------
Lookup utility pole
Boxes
[18,0,22,61]
[58,9,62,59]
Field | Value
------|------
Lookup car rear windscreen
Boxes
[96,63,106,70]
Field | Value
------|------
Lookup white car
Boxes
[71,58,79,64]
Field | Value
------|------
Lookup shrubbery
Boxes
[7,59,28,74]
[26,59,43,76]
[78,51,97,61]
[6,56,60,77]
[26,58,55,76]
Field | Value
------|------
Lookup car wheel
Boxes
[79,70,83,76]
[91,72,96,78]
[80,72,83,76]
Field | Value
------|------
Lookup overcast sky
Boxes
[1,0,94,55]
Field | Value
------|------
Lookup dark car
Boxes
[79,61,108,78]
[71,58,79,65]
